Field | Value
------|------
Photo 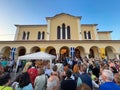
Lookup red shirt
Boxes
[27,67,38,86]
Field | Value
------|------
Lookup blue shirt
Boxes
[100,82,120,90]
[80,73,93,89]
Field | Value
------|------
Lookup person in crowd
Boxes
[52,65,60,79]
[34,68,48,90]
[7,59,14,72]
[55,60,63,73]
[79,63,93,89]
[99,63,109,85]
[61,69,77,90]
[15,72,33,90]
[11,74,21,90]
[114,73,120,86]
[1,57,8,68]
[60,64,70,81]
[100,69,120,90]
[91,61,100,78]
[109,66,118,74]
[45,63,52,77]
[88,70,99,90]
[27,61,38,87]
[73,64,82,90]
[16,60,22,73]
[0,73,13,90]
[22,61,32,72]
[79,83,92,90]
[47,72,60,90]
[0,62,4,77]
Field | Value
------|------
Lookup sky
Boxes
[0,0,120,41]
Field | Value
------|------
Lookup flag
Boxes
[70,47,75,58]
[10,47,16,60]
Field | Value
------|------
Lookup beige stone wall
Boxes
[81,25,97,40]
[16,25,47,40]
[98,32,111,40]
[49,14,79,40]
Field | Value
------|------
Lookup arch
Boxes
[105,46,116,59]
[1,46,11,58]
[17,46,26,56]
[30,46,40,53]
[89,46,99,58]
[59,46,69,58]
[75,46,85,58]
[46,46,56,56]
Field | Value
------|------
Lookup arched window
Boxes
[88,31,91,39]
[27,32,30,40]
[38,32,41,40]
[57,26,61,39]
[22,31,26,40]
[84,31,87,39]
[67,26,71,39]
[42,31,45,39]
[62,23,65,39]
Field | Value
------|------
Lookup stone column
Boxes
[47,20,51,40]
[85,53,89,59]
[115,53,120,60]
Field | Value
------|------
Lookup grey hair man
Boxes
[102,69,113,82]
[100,69,120,90]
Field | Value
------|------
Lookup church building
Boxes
[0,13,120,60]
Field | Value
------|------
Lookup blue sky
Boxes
[0,0,120,40]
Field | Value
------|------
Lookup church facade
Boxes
[0,13,120,60]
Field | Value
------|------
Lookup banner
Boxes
[100,48,105,59]
[41,48,45,52]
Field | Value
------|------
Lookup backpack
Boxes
[73,73,82,87]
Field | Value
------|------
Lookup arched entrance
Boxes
[17,46,26,56]
[75,46,85,58]
[46,46,56,56]
[59,46,69,58]
[89,46,99,58]
[30,46,40,53]
[1,46,11,58]
[105,46,115,59]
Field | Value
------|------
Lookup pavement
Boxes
[10,69,22,81]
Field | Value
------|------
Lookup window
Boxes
[88,31,91,39]
[22,31,26,40]
[57,24,71,40]
[62,23,65,39]
[84,31,87,39]
[42,31,45,39]
[57,26,61,39]
[67,26,71,39]
[38,32,41,40]
[27,32,29,40]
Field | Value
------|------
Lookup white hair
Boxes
[102,69,114,81]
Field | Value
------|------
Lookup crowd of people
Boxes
[0,55,120,90]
